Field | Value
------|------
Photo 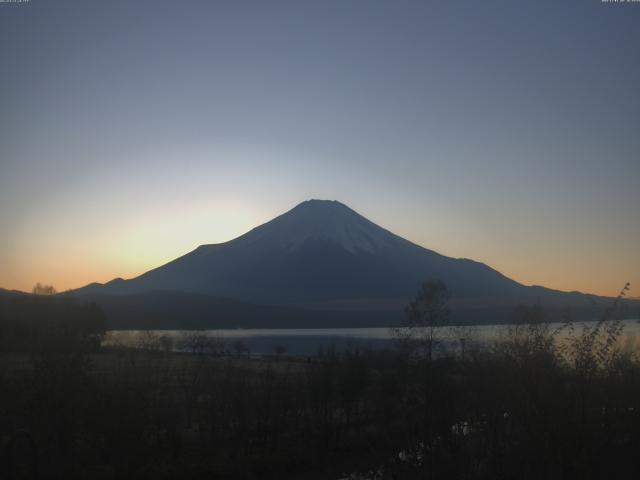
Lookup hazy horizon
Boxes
[1,0,639,297]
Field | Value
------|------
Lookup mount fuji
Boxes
[70,200,615,328]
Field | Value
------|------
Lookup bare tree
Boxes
[32,283,57,295]
[448,324,477,361]
[179,330,225,356]
[394,280,450,360]
[179,330,208,355]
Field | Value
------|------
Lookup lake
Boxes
[105,318,640,356]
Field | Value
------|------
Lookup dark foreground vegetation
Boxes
[1,286,639,479]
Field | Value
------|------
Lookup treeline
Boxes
[1,282,639,479]
[0,292,106,353]
[1,319,639,479]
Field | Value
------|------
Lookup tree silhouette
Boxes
[32,283,56,295]
[399,280,450,360]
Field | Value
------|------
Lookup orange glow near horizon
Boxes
[1,0,639,304]
[1,201,636,299]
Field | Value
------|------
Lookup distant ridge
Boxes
[69,199,631,328]
[0,288,29,298]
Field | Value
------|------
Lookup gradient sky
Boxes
[1,0,638,297]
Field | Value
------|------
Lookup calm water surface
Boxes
[105,319,640,355]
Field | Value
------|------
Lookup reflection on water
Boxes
[104,319,640,356]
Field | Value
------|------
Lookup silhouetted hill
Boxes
[83,291,630,329]
[0,288,29,298]
[73,291,402,329]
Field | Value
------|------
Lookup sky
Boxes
[1,0,638,297]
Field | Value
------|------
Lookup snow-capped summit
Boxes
[226,199,404,254]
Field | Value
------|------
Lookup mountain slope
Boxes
[74,200,525,305]
[70,199,622,325]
